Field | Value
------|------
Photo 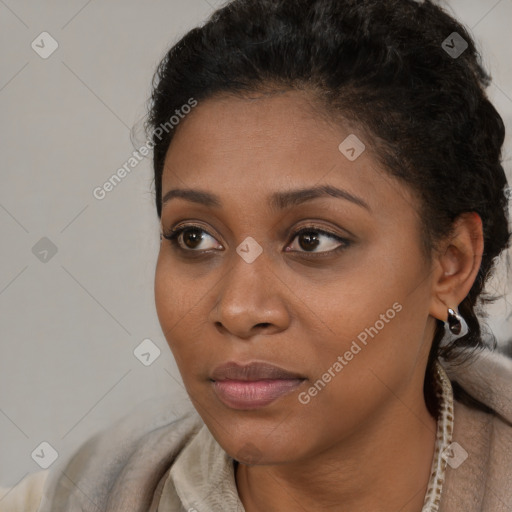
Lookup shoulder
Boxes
[443,345,512,423]
[0,470,50,512]
[20,396,202,512]
[440,346,512,510]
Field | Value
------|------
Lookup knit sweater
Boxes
[1,346,511,511]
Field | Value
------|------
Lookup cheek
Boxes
[154,252,193,359]
[155,251,200,324]
[300,246,429,398]
[154,253,175,331]
[154,251,213,370]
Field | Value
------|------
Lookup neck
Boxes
[235,387,437,512]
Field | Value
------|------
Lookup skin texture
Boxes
[154,90,483,512]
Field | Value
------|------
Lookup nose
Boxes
[209,246,291,339]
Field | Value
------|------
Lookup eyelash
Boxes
[162,223,351,257]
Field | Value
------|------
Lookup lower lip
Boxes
[212,379,305,410]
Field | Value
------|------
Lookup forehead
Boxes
[161,90,417,217]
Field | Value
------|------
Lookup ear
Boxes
[429,212,484,322]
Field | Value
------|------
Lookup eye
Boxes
[285,226,350,255]
[162,224,223,252]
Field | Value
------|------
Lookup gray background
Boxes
[1,0,511,488]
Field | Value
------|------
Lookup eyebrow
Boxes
[161,184,371,213]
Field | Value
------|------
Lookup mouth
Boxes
[210,361,306,410]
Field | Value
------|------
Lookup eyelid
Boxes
[287,223,345,242]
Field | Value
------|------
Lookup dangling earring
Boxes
[443,307,469,342]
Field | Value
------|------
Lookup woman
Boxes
[2,0,511,510]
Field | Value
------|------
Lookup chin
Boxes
[214,425,307,466]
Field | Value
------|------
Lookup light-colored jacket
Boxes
[1,346,511,511]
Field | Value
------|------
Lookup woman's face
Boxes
[155,90,438,464]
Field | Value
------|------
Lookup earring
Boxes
[444,307,469,339]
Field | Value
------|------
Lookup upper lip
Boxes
[211,361,305,381]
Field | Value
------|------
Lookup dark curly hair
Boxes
[145,0,511,417]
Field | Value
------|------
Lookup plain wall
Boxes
[1,0,511,487]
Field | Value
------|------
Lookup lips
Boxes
[210,362,306,410]
[211,361,305,381]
